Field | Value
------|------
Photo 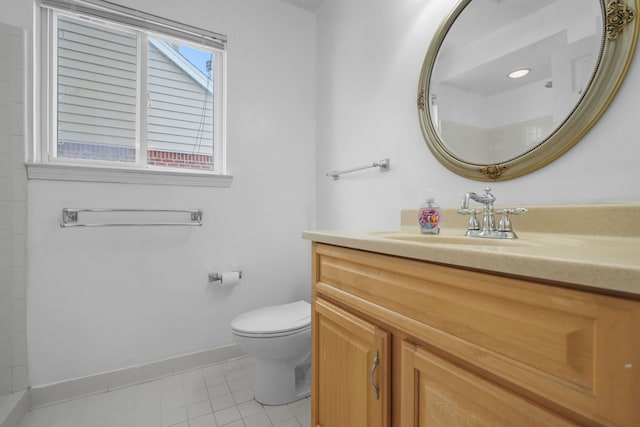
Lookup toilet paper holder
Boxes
[208,271,243,283]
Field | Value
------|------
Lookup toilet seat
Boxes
[231,300,311,338]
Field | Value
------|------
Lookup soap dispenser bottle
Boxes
[419,190,441,235]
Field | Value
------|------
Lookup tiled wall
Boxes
[440,115,554,164]
[0,22,28,395]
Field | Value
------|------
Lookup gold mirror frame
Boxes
[418,0,638,181]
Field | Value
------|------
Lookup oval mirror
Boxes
[418,0,638,181]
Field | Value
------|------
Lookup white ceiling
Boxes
[279,0,326,13]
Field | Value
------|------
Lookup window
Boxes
[36,1,228,183]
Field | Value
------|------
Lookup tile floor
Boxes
[18,357,310,427]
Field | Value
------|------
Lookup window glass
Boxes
[56,16,137,163]
[147,38,214,170]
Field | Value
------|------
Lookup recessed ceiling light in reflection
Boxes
[507,68,531,79]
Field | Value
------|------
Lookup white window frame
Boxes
[29,1,231,187]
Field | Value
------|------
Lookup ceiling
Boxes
[279,0,326,13]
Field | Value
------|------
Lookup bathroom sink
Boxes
[369,231,533,247]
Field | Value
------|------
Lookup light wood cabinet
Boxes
[312,297,390,427]
[311,243,640,427]
[400,341,580,426]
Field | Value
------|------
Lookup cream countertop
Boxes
[302,204,640,297]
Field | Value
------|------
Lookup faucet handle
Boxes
[497,207,528,215]
[496,208,528,232]
[457,208,481,231]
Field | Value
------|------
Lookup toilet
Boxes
[231,300,312,405]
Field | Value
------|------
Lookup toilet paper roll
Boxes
[219,271,241,287]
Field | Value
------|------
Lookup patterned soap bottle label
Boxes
[419,208,440,229]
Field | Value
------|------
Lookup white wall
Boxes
[315,0,640,230]
[2,0,316,387]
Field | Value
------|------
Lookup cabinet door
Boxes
[312,298,390,427]
[400,341,580,427]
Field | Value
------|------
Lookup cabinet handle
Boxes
[370,350,380,400]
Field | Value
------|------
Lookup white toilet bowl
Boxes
[231,300,311,405]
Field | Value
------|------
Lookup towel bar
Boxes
[60,208,203,228]
[326,158,390,180]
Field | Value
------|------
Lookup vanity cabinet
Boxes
[310,242,640,427]
[312,298,390,427]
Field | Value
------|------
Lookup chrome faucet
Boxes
[461,187,496,234]
[458,188,527,239]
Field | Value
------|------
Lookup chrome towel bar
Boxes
[60,208,203,228]
[326,158,390,180]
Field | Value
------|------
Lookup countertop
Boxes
[302,204,640,297]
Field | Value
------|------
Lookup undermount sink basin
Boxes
[369,231,532,247]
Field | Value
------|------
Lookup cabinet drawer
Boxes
[313,243,640,426]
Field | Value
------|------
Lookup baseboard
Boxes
[0,391,29,427]
[29,344,244,409]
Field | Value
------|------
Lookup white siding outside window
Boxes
[56,17,138,162]
[147,39,215,162]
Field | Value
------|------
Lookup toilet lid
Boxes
[231,300,311,335]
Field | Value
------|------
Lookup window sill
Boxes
[26,163,233,187]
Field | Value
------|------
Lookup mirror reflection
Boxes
[429,0,603,164]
